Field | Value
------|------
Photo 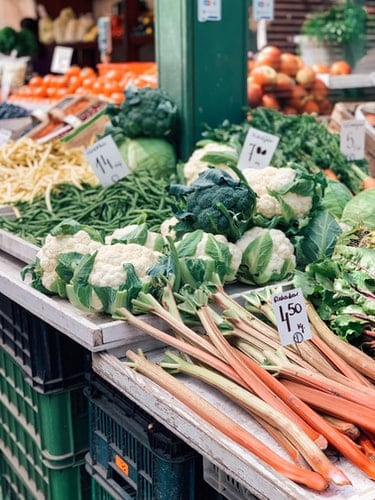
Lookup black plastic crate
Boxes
[0,292,90,393]
[85,372,222,500]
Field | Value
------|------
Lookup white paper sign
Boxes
[271,288,311,346]
[0,128,11,146]
[50,46,74,74]
[340,119,366,161]
[198,0,221,22]
[238,127,279,170]
[254,0,275,20]
[85,135,130,186]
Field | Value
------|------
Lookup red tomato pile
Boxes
[10,63,158,104]
[247,45,352,115]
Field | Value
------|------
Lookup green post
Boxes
[155,0,249,159]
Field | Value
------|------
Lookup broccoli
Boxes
[106,85,178,141]
[170,168,257,242]
[0,26,37,56]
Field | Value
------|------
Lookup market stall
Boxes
[0,1,374,499]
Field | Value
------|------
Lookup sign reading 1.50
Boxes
[271,288,311,346]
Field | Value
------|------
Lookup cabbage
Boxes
[341,188,375,229]
[321,179,353,219]
[119,137,176,179]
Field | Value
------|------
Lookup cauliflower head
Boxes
[37,230,102,292]
[183,142,238,185]
[160,216,179,240]
[176,229,243,283]
[236,226,296,286]
[88,243,162,288]
[242,166,313,221]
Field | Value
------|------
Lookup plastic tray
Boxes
[0,291,90,393]
[85,372,201,499]
[0,347,89,467]
[203,458,257,500]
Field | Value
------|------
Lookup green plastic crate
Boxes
[0,446,91,500]
[0,348,88,467]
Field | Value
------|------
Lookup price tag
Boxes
[198,0,221,22]
[84,135,129,186]
[0,128,11,146]
[50,46,74,74]
[254,0,275,20]
[271,288,311,346]
[237,127,279,170]
[340,119,366,161]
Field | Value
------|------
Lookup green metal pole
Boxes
[155,0,249,159]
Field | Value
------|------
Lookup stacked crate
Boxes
[0,292,91,499]
[85,372,223,500]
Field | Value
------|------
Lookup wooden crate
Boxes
[328,101,375,178]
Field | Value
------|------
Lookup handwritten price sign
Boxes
[84,135,129,186]
[340,119,365,161]
[238,127,279,170]
[271,288,311,346]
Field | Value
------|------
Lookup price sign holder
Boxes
[84,135,129,186]
[238,127,279,170]
[50,46,74,74]
[340,119,366,161]
[254,0,275,21]
[271,287,311,346]
[198,0,221,22]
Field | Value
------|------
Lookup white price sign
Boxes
[340,119,366,161]
[254,0,275,20]
[198,0,221,22]
[0,128,11,146]
[237,127,279,170]
[50,46,74,74]
[271,288,311,346]
[84,135,130,186]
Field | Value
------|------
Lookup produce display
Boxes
[247,45,354,115]
[0,76,374,497]
[10,63,157,103]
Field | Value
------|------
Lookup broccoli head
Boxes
[170,168,257,242]
[108,85,178,141]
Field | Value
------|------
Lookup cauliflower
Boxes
[66,242,163,314]
[183,142,238,185]
[236,226,296,286]
[160,216,179,240]
[242,166,314,222]
[175,229,243,283]
[88,243,161,287]
[105,223,165,251]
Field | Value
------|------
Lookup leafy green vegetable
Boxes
[341,188,375,229]
[118,137,176,179]
[293,209,342,267]
[169,168,257,242]
[105,85,178,140]
[0,26,37,56]
[321,179,353,219]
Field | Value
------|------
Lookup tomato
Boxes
[247,79,263,107]
[110,92,125,104]
[81,77,97,89]
[250,65,277,86]
[311,62,330,74]
[30,86,47,98]
[80,66,97,79]
[261,93,280,110]
[255,45,281,71]
[287,84,308,111]
[295,66,315,88]
[330,60,351,75]
[45,87,57,98]
[67,75,82,92]
[279,53,301,77]
[312,79,328,101]
[105,69,124,81]
[318,98,333,115]
[302,99,320,114]
[65,65,81,77]
[103,81,122,96]
[28,76,44,87]
[91,80,104,94]
[55,88,70,98]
